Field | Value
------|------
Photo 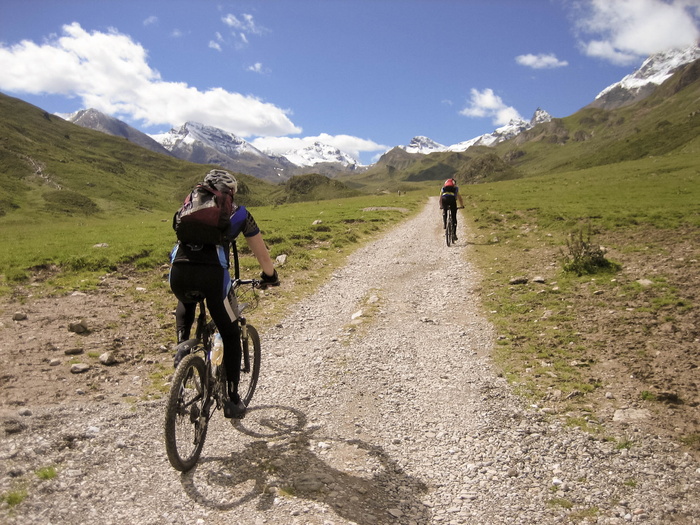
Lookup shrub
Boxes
[561,225,621,276]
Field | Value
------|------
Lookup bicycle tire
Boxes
[164,353,210,472]
[446,209,454,247]
[238,324,261,405]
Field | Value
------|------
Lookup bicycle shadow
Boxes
[179,404,431,524]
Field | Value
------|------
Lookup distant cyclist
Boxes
[169,169,279,419]
[439,178,464,240]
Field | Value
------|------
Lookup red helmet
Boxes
[444,178,455,187]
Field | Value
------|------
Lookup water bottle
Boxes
[211,333,224,366]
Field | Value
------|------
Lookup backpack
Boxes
[173,183,233,245]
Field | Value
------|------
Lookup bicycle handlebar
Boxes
[232,278,262,288]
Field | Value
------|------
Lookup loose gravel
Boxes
[1,198,698,524]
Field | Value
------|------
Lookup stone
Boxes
[613,408,651,422]
[69,320,89,334]
[70,363,90,374]
[99,351,117,366]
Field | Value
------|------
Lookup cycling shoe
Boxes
[223,398,247,419]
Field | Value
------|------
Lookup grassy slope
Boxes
[0,92,276,222]
[456,66,700,449]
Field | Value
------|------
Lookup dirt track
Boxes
[1,198,698,524]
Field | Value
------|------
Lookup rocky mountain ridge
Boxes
[58,44,699,181]
[588,44,700,110]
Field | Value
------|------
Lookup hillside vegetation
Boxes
[0,92,278,221]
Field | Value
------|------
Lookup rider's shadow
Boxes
[180,405,431,524]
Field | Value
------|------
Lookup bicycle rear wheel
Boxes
[164,354,210,472]
[446,210,454,247]
[239,324,261,405]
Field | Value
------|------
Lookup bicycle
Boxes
[444,206,464,247]
[164,277,263,472]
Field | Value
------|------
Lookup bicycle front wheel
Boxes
[164,354,210,472]
[239,324,261,405]
[446,211,454,247]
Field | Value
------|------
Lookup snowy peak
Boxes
[151,122,266,158]
[400,136,447,155]
[280,142,358,168]
[591,44,700,109]
[530,107,552,126]
[447,108,552,152]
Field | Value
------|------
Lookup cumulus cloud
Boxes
[251,134,388,161]
[143,16,158,26]
[459,88,523,126]
[0,23,300,137]
[574,0,700,65]
[516,53,569,69]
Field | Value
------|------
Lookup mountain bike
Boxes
[164,277,263,472]
[444,206,464,247]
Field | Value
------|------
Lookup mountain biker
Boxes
[169,169,279,419]
[439,178,464,240]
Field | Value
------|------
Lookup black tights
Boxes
[169,264,242,397]
[441,196,457,233]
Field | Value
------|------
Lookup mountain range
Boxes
[58,44,699,183]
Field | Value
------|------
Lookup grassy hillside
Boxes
[269,173,363,204]
[495,59,700,178]
[0,92,275,222]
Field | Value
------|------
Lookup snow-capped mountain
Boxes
[149,122,293,182]
[151,122,268,160]
[395,109,553,157]
[278,142,359,168]
[589,43,700,110]
[400,136,447,155]
[448,108,552,151]
[454,108,552,151]
[152,123,360,174]
[58,108,173,157]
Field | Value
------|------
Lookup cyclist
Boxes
[439,178,464,240]
[169,169,279,419]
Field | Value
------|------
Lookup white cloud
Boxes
[209,41,222,52]
[574,0,700,65]
[0,23,300,137]
[251,134,388,161]
[247,62,266,74]
[222,13,266,36]
[516,53,569,69]
[143,16,158,27]
[459,88,523,126]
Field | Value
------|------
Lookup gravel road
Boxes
[1,197,698,524]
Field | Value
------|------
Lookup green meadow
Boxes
[459,150,698,445]
[0,190,428,295]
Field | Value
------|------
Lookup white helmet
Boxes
[204,169,237,194]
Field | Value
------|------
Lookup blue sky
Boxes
[1,0,699,165]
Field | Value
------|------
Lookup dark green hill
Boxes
[0,92,275,222]
[270,173,362,203]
